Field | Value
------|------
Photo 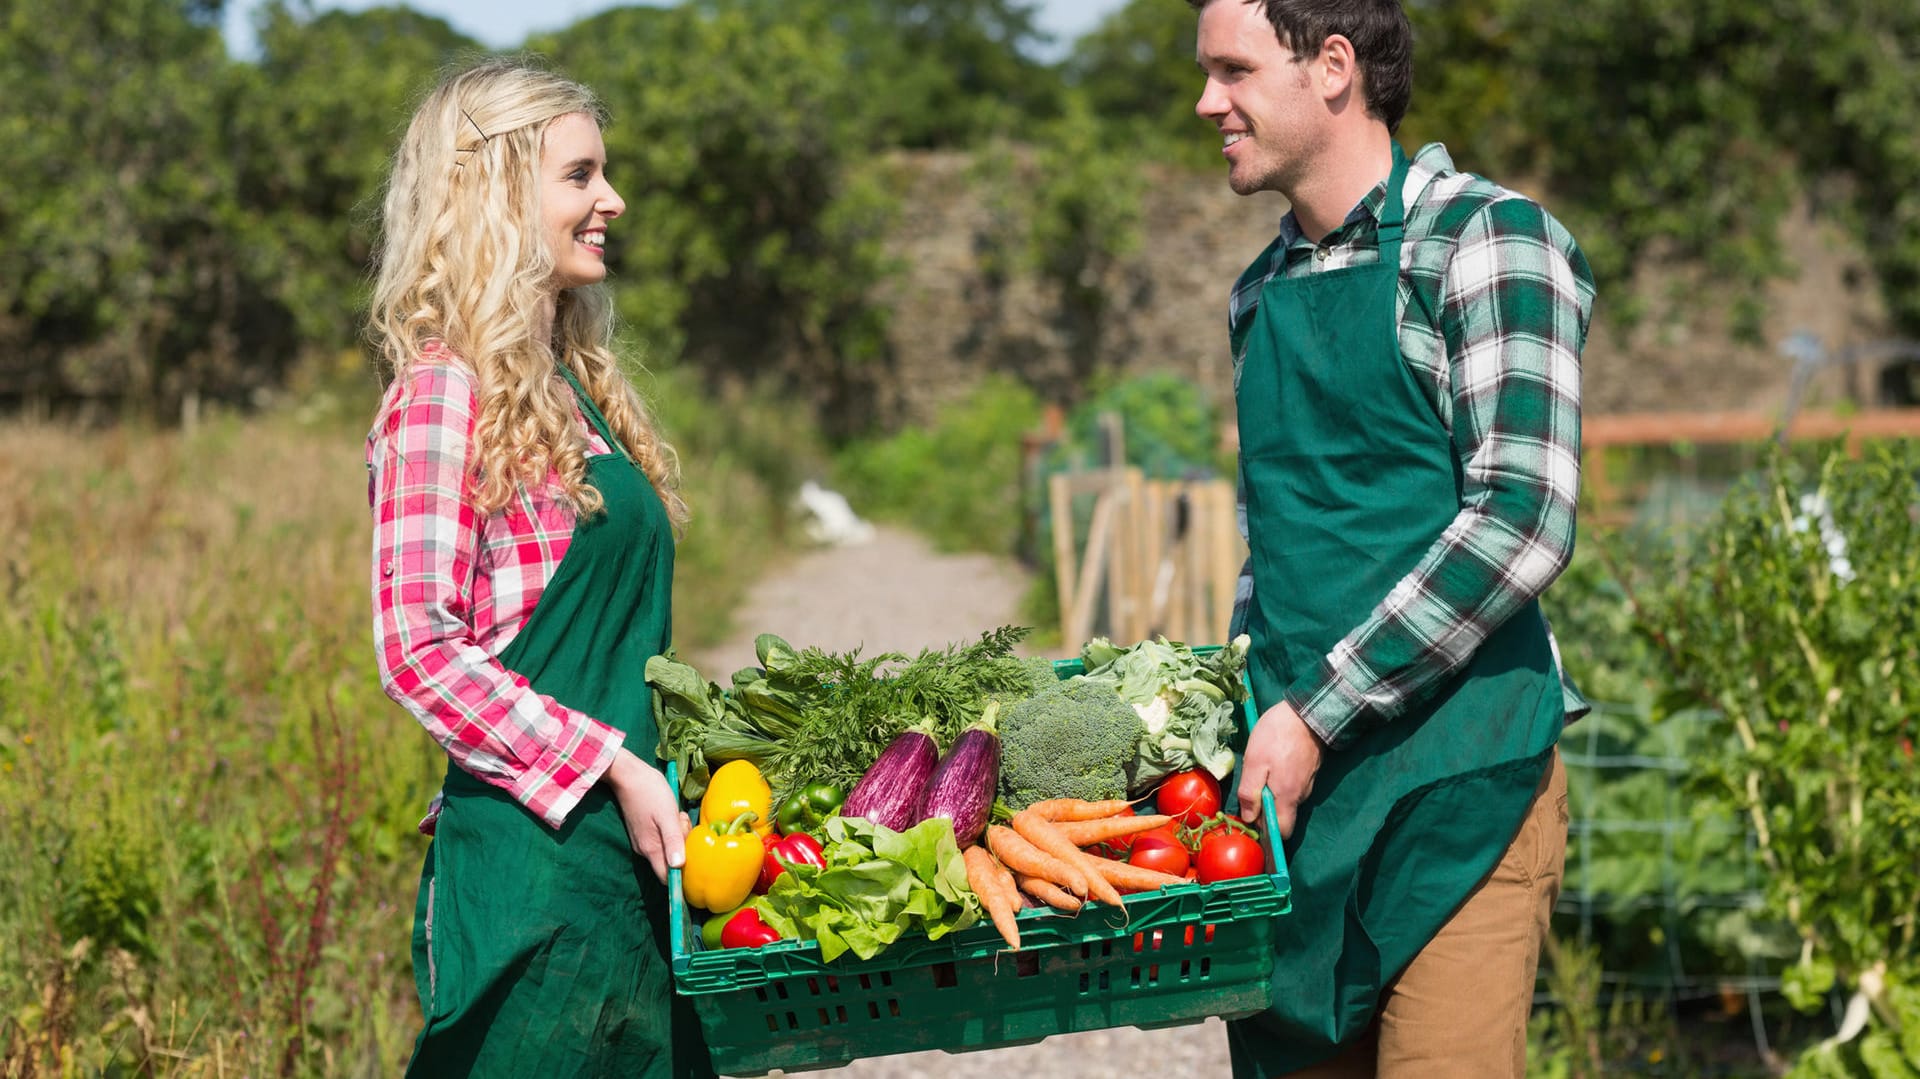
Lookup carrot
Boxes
[964,845,1022,950]
[1015,872,1083,913]
[987,824,1088,897]
[1087,856,1188,895]
[1012,810,1126,908]
[1026,798,1135,822]
[1055,813,1176,847]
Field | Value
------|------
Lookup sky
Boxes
[222,0,1133,62]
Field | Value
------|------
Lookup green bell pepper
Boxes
[774,782,845,834]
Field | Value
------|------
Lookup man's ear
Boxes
[1317,33,1357,103]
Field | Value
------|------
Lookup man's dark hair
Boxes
[1190,0,1414,134]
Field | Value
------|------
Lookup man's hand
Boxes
[1237,700,1325,840]
[604,749,691,883]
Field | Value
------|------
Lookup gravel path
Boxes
[691,525,1234,1078]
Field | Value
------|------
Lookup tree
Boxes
[1511,0,1920,339]
[535,1,899,430]
[0,0,247,415]
[235,2,482,351]
[1063,0,1209,167]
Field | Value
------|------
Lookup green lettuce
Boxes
[751,816,981,962]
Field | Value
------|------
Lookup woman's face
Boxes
[541,112,625,290]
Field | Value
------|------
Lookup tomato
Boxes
[1129,833,1190,877]
[1156,770,1222,827]
[1195,828,1264,884]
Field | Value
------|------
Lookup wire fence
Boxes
[1547,699,1788,1065]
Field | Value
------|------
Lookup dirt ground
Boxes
[689,525,1235,1078]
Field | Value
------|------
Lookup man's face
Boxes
[1194,0,1322,197]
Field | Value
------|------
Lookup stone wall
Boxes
[862,151,1896,431]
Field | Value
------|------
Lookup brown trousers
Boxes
[1288,749,1569,1079]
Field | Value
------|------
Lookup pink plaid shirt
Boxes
[367,351,623,834]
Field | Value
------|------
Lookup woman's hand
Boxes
[603,749,691,882]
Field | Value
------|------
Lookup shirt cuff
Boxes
[510,717,627,830]
[1284,657,1372,752]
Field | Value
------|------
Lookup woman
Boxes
[366,58,713,1078]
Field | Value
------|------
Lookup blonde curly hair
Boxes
[369,57,688,529]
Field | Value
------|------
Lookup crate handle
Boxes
[667,759,689,971]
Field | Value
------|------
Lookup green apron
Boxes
[1223,144,1563,1075]
[406,365,713,1079]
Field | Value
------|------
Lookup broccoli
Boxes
[997,677,1146,809]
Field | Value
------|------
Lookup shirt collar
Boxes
[1276,142,1455,248]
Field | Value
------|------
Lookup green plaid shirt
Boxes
[1227,142,1595,749]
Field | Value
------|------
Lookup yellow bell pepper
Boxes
[700,760,774,837]
[683,811,766,913]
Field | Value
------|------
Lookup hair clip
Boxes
[454,109,493,169]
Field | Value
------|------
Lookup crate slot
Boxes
[1201,957,1212,978]
[785,1011,799,1031]
[836,1005,849,1024]
[754,987,769,1003]
[1179,959,1192,981]
[764,1014,778,1034]
[1130,965,1142,989]
[1014,953,1041,978]
[806,977,821,995]
[858,974,872,990]
[867,1001,880,1021]
[887,998,901,1018]
[817,1007,831,1026]
[880,971,894,987]
[774,981,790,1001]
[929,961,958,989]
[1077,972,1090,993]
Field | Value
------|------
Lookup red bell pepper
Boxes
[719,907,781,949]
[756,831,826,894]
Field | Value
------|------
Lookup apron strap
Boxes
[554,361,622,455]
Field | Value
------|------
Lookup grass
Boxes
[0,357,814,1075]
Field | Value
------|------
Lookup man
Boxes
[1188,1,1594,1075]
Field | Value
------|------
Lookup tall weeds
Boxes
[0,376,806,1074]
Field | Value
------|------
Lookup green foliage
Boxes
[1073,0,1920,343]
[832,374,1043,554]
[1063,371,1227,480]
[1024,93,1150,373]
[821,0,1062,148]
[53,823,159,960]
[238,4,483,344]
[0,384,817,1071]
[1511,0,1920,339]
[537,1,897,384]
[1526,934,1706,1079]
[0,0,249,413]
[1622,441,1920,1073]
[1064,0,1210,168]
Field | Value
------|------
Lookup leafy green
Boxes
[1078,634,1250,785]
[649,627,1035,806]
[1621,441,1920,1074]
[751,816,981,962]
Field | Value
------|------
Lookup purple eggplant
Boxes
[842,718,941,831]
[915,701,1000,847]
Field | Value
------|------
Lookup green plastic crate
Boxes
[666,649,1290,1077]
